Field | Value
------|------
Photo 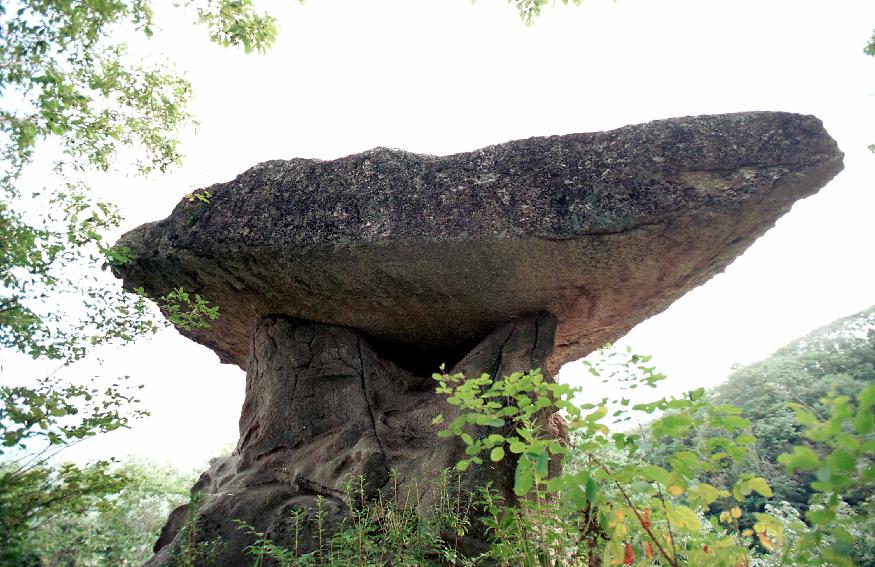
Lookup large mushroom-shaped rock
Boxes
[117,111,842,376]
[116,111,842,565]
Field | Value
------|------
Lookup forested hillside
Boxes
[647,305,875,564]
[712,306,875,510]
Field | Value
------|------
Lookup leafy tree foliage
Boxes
[23,459,195,567]
[650,307,875,513]
[0,0,276,361]
[0,460,125,567]
[498,0,582,25]
[233,341,871,566]
[711,306,875,509]
[0,373,148,565]
[639,307,875,565]
[429,338,875,565]
[0,2,273,563]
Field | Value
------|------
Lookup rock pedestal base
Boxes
[146,313,558,566]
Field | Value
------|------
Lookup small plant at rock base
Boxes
[237,470,476,566]
[174,492,225,567]
[430,347,873,567]
[236,520,296,567]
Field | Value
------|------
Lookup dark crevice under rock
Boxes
[355,335,392,479]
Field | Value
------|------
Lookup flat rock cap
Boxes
[115,111,843,374]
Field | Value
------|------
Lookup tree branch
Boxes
[589,454,678,567]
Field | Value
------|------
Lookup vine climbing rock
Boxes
[115,111,843,564]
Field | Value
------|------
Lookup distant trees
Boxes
[25,460,194,567]
[0,372,149,564]
[2,457,194,567]
[710,307,875,508]
[646,306,875,565]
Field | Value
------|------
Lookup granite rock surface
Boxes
[115,111,843,375]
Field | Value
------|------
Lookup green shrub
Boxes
[239,352,873,566]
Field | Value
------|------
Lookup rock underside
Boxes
[117,112,844,565]
[116,111,843,376]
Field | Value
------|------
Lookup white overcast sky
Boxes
[4,0,875,470]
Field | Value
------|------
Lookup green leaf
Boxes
[490,446,505,462]
[857,384,875,409]
[653,413,693,437]
[735,433,757,446]
[687,482,724,506]
[585,476,598,503]
[485,433,504,446]
[514,455,533,496]
[641,465,672,486]
[567,484,587,510]
[746,477,773,498]
[806,506,836,526]
[853,405,874,434]
[529,450,549,477]
[826,449,856,473]
[585,405,608,423]
[666,505,701,531]
[778,445,820,473]
[508,440,526,454]
[546,476,564,492]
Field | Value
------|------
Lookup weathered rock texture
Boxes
[146,314,557,566]
[118,111,844,565]
[116,112,842,375]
